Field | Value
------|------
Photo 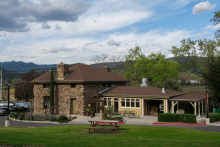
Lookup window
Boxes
[43,96,50,109]
[108,83,112,87]
[114,98,118,101]
[121,99,125,107]
[70,83,76,88]
[103,83,107,87]
[108,98,111,106]
[43,84,50,88]
[131,99,135,107]
[126,99,130,107]
[104,98,107,106]
[136,99,140,107]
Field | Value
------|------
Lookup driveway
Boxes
[1,116,220,133]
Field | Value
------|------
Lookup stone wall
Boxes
[33,82,127,116]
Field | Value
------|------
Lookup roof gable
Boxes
[31,64,129,83]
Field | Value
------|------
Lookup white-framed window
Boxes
[121,98,125,107]
[103,98,111,106]
[121,98,140,108]
[107,98,111,106]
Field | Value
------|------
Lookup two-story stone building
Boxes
[31,62,129,116]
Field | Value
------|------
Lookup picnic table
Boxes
[87,120,120,134]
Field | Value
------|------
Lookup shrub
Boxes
[209,114,220,123]
[19,115,25,120]
[50,118,57,122]
[34,115,42,121]
[41,115,49,121]
[26,115,34,121]
[10,112,19,119]
[57,116,68,122]
[158,113,196,123]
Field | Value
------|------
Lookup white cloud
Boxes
[194,31,210,37]
[193,1,216,14]
[171,0,192,9]
[40,46,77,54]
[115,48,128,53]
[13,54,38,58]
[61,55,76,58]
[203,23,220,30]
[10,40,20,44]
[107,39,121,46]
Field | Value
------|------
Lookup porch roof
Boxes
[169,92,211,102]
[99,86,186,98]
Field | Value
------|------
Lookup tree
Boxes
[90,52,126,75]
[202,56,220,108]
[210,10,220,39]
[50,68,55,114]
[15,69,45,102]
[169,38,220,74]
[123,46,182,91]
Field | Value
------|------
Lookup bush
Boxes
[50,118,57,122]
[57,116,68,122]
[41,115,49,121]
[26,115,34,121]
[19,115,25,120]
[10,112,19,119]
[158,113,196,123]
[209,114,220,123]
[34,115,42,121]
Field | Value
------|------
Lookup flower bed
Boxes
[9,112,76,123]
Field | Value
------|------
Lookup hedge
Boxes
[158,113,196,123]
[208,113,220,123]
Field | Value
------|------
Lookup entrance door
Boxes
[72,99,76,114]
[114,101,118,112]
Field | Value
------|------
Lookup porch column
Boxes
[165,99,168,113]
[100,102,103,113]
[194,102,197,115]
[164,100,166,113]
[142,99,144,116]
[177,101,179,114]
[198,101,200,117]
[172,101,174,113]
[202,100,204,116]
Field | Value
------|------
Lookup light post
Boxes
[205,86,208,118]
[5,80,11,127]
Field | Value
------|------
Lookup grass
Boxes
[0,125,220,147]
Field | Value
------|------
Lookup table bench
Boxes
[87,120,120,134]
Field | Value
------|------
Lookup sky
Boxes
[0,0,219,65]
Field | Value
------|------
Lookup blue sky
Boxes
[0,0,219,65]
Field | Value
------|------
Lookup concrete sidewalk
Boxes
[68,113,220,126]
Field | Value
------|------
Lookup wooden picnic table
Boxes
[87,120,120,134]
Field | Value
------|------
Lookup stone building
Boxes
[31,62,129,116]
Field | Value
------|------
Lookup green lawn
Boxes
[0,125,220,147]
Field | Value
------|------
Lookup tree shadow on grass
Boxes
[79,127,126,135]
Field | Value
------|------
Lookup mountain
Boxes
[0,57,208,80]
[0,61,57,72]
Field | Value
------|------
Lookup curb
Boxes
[9,117,60,124]
[152,123,207,125]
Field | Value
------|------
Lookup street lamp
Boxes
[5,80,11,127]
[205,86,208,118]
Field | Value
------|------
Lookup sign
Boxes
[10,88,15,101]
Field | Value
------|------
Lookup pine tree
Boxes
[50,68,55,114]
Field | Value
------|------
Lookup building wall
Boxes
[33,82,127,116]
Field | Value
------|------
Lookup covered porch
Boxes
[169,92,211,116]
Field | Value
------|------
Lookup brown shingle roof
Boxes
[100,86,185,98]
[31,70,56,83]
[169,92,211,101]
[31,64,129,83]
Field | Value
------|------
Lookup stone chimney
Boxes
[141,78,148,87]
[162,86,166,93]
[57,62,69,80]
[102,64,110,72]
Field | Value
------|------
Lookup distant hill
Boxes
[0,57,208,80]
